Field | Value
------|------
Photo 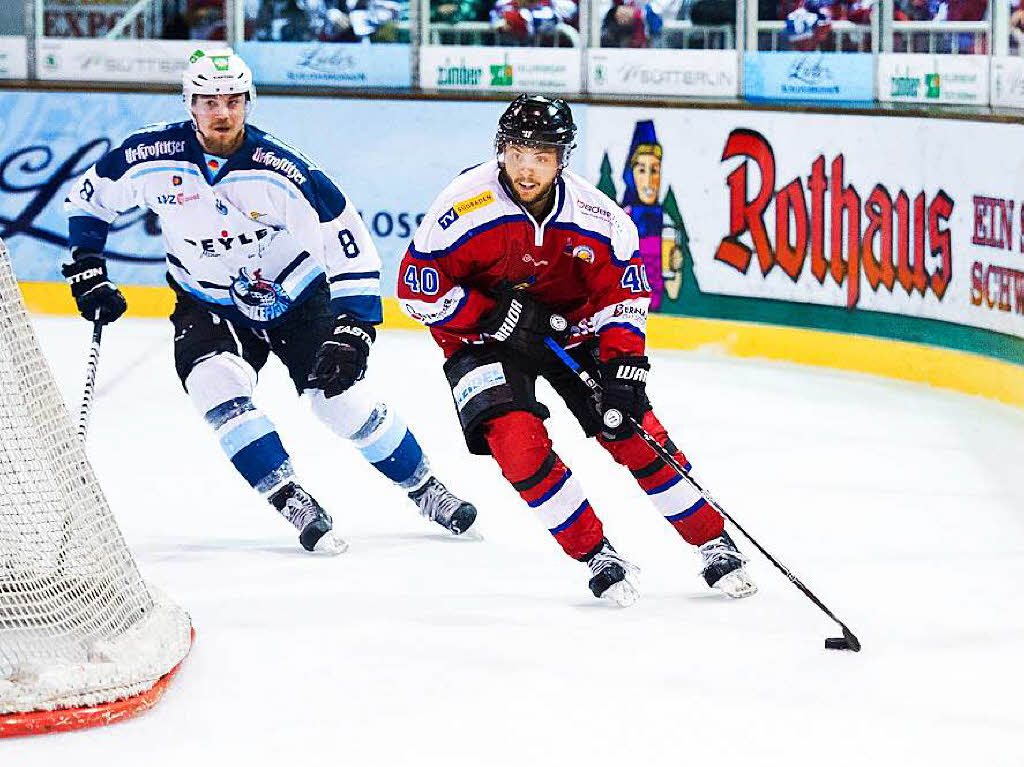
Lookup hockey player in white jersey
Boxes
[62,48,477,553]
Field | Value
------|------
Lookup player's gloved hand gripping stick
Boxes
[542,332,862,652]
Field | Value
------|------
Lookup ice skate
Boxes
[584,538,639,607]
[698,530,756,598]
[409,477,478,536]
[269,482,348,555]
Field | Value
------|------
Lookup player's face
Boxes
[503,144,560,206]
[632,154,662,205]
[191,93,247,154]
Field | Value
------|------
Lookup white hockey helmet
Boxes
[182,48,256,116]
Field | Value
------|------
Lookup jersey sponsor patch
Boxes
[252,147,308,186]
[570,244,594,263]
[452,363,507,412]
[438,191,495,230]
[230,267,292,324]
[124,140,186,165]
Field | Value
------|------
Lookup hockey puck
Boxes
[825,637,859,651]
[549,314,568,333]
[603,409,623,430]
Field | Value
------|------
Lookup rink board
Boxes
[3,90,1022,409]
[17,283,1024,412]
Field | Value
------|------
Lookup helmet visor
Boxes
[495,132,574,168]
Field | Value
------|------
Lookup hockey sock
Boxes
[205,396,294,494]
[485,411,604,560]
[599,410,724,546]
[349,403,430,491]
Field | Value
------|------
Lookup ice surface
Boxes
[8,316,1024,765]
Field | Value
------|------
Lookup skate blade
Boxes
[712,569,757,599]
[601,579,640,608]
[313,532,349,555]
[454,528,484,542]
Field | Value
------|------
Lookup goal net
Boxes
[0,238,192,736]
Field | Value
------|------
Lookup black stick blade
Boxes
[825,628,862,652]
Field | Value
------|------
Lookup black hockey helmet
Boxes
[495,94,577,167]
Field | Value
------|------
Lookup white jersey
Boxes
[64,120,381,328]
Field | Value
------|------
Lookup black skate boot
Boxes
[268,482,348,555]
[409,477,477,535]
[583,538,639,607]
[698,530,756,598]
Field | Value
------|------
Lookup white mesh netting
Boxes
[0,239,191,714]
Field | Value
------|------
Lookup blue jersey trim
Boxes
[598,322,646,340]
[330,270,381,282]
[330,294,383,324]
[410,214,530,261]
[427,290,470,328]
[276,250,312,285]
[68,215,110,253]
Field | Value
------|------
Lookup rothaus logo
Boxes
[491,298,523,341]
[614,365,648,383]
[124,140,186,164]
[252,147,307,185]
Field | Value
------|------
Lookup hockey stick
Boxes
[543,336,862,652]
[77,319,104,442]
[57,319,104,578]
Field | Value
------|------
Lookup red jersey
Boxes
[398,160,649,361]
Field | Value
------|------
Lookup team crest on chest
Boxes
[565,243,594,263]
[230,267,291,323]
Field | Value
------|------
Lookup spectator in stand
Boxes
[785,0,833,50]
[945,0,988,52]
[431,0,488,23]
[894,0,937,52]
[600,0,664,47]
[1012,0,1024,52]
[490,0,578,45]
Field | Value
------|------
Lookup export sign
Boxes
[877,53,988,105]
[587,49,737,97]
[420,45,581,93]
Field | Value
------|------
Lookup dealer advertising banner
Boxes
[877,53,988,105]
[586,106,1024,361]
[587,49,737,97]
[0,91,504,293]
[420,45,582,93]
[743,52,873,101]
[236,42,411,88]
[990,56,1024,109]
[37,38,198,83]
[0,36,27,80]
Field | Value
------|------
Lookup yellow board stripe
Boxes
[19,282,1024,410]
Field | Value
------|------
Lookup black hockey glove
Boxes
[61,254,127,325]
[598,356,650,440]
[479,287,570,362]
[311,316,376,398]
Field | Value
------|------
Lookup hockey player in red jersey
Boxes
[398,95,756,605]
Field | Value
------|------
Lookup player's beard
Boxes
[197,122,245,157]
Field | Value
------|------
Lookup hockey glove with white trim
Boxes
[599,356,650,440]
[311,316,376,398]
[61,254,127,325]
[479,287,570,362]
